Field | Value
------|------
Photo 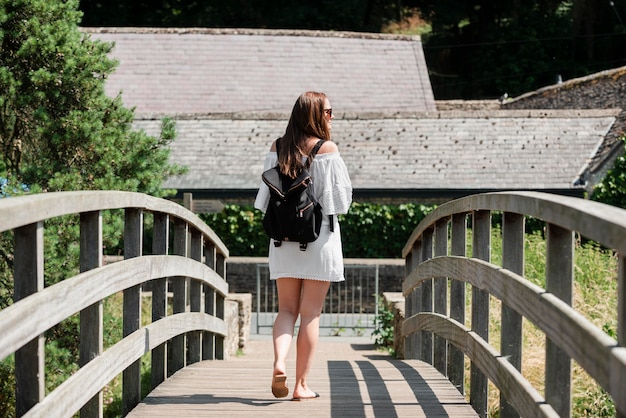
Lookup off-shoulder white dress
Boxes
[254,151,352,282]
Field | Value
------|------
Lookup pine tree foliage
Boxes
[0,0,184,195]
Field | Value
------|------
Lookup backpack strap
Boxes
[305,139,325,169]
[307,140,335,233]
[276,138,324,168]
[272,138,334,244]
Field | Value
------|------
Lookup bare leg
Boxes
[272,278,302,393]
[292,279,330,399]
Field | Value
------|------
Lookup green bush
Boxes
[372,298,396,355]
[0,356,15,417]
[202,202,435,258]
[592,137,626,209]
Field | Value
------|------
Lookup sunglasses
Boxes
[324,108,333,117]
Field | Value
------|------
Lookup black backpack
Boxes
[261,139,332,251]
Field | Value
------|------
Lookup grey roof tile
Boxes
[132,110,617,198]
[83,28,435,114]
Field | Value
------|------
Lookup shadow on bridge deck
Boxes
[127,335,477,417]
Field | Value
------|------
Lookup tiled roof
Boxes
[83,28,436,114]
[82,27,620,202]
[132,109,618,202]
[503,66,626,194]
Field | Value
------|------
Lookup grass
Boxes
[102,291,154,417]
[466,227,618,417]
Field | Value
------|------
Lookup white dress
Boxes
[254,151,353,282]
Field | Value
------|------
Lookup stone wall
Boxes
[224,293,252,358]
[226,257,406,311]
[382,292,406,360]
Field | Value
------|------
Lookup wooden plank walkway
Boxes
[127,335,478,417]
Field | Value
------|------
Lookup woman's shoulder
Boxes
[317,140,338,154]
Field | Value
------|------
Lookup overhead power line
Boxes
[609,1,625,27]
[422,31,626,50]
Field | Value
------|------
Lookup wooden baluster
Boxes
[215,252,226,360]
[618,254,626,418]
[203,242,216,360]
[470,210,490,417]
[151,213,169,388]
[404,250,414,359]
[420,228,434,364]
[122,209,143,415]
[545,223,573,417]
[168,220,188,376]
[500,212,524,418]
[187,229,203,364]
[434,218,449,375]
[79,211,103,418]
[14,222,44,417]
[449,213,467,394]
[409,240,422,360]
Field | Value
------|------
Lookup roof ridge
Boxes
[80,26,421,41]
[133,108,621,120]
[508,65,626,103]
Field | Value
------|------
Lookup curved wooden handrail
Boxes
[401,191,626,417]
[0,190,228,257]
[403,313,559,418]
[0,190,230,417]
[402,191,626,257]
[0,255,228,361]
[403,256,626,412]
[24,313,227,418]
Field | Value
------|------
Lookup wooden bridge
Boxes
[1,190,625,417]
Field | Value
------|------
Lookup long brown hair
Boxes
[277,91,331,178]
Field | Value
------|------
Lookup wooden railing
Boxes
[0,191,229,417]
[402,191,626,418]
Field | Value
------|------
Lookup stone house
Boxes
[84,27,623,206]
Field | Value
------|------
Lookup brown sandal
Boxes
[271,374,289,398]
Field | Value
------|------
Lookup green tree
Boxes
[0,0,183,195]
[78,0,402,33]
[0,1,185,411]
[0,0,185,290]
[592,137,626,209]
[418,0,587,99]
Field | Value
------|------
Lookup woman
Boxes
[254,91,352,400]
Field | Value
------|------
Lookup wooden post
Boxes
[187,230,203,364]
[203,242,216,360]
[79,211,103,418]
[14,222,44,417]
[151,213,169,389]
[409,240,422,360]
[449,213,467,394]
[404,250,414,359]
[618,255,626,418]
[500,212,524,418]
[470,210,490,417]
[433,218,449,375]
[122,209,143,416]
[403,239,423,360]
[215,252,226,360]
[169,220,188,375]
[420,228,434,364]
[545,223,573,417]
